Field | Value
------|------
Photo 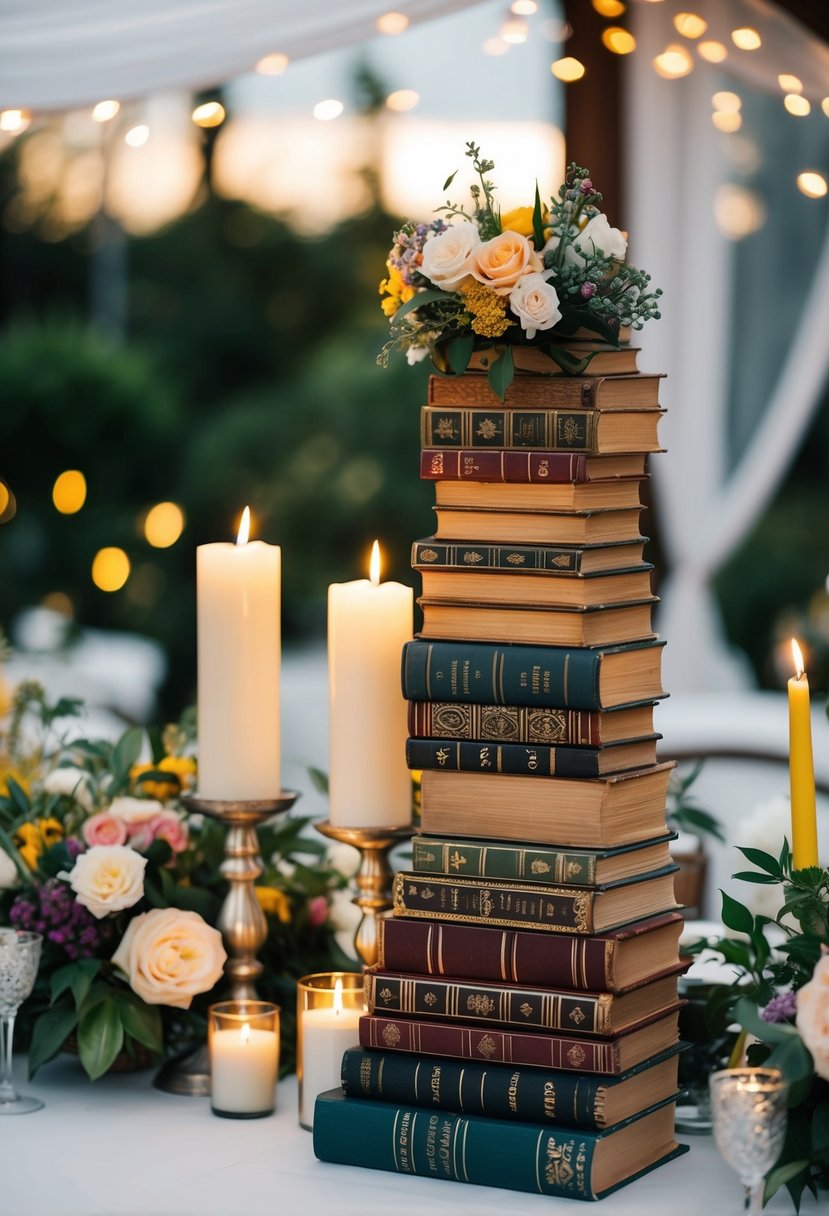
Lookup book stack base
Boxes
[314,364,687,1201]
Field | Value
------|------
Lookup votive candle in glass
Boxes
[297,972,364,1130]
[209,1000,280,1118]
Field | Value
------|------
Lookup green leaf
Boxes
[542,346,595,376]
[446,333,474,375]
[307,767,329,794]
[114,993,163,1054]
[110,726,144,791]
[50,961,100,1008]
[28,1001,79,1076]
[0,824,33,886]
[735,997,799,1046]
[812,1101,829,1154]
[736,846,782,877]
[5,778,30,817]
[765,1035,814,1086]
[765,1161,810,1202]
[133,769,178,792]
[77,1000,124,1080]
[532,182,546,251]
[442,170,457,192]
[487,346,514,401]
[392,289,454,324]
[720,890,754,935]
[731,871,780,885]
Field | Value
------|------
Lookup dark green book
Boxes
[411,538,648,574]
[401,638,666,711]
[313,1089,686,1201]
[411,833,677,888]
[405,735,659,779]
[340,1045,684,1129]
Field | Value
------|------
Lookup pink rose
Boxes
[308,895,329,927]
[82,812,128,848]
[796,951,829,1081]
[146,811,189,854]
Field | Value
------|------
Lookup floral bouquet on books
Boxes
[0,678,353,1080]
[378,142,661,395]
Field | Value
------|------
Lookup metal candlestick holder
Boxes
[154,790,299,1096]
[315,821,412,968]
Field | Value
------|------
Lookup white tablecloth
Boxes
[0,1056,818,1215]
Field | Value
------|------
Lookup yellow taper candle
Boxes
[788,638,819,870]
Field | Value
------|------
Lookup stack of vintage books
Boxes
[314,357,688,1200]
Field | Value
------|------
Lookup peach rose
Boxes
[146,810,189,854]
[60,845,147,919]
[82,812,129,848]
[508,273,562,339]
[471,230,542,296]
[796,952,829,1080]
[112,908,226,1009]
[420,221,480,291]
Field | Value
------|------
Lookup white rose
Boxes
[112,908,226,1009]
[508,273,562,339]
[0,848,19,890]
[420,221,480,290]
[109,795,165,826]
[406,344,430,366]
[42,766,95,812]
[796,953,829,1081]
[564,212,627,267]
[60,845,147,918]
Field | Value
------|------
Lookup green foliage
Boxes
[666,762,725,842]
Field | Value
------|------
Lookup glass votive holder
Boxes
[208,1000,280,1119]
[297,971,364,1130]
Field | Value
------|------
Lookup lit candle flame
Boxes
[333,977,344,1016]
[369,540,381,587]
[791,638,805,680]
[236,506,251,546]
[241,1021,251,1044]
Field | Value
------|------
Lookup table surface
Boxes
[1,1056,822,1216]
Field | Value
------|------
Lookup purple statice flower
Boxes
[9,879,117,961]
[760,991,798,1023]
[580,179,593,194]
[580,281,597,299]
[389,219,448,286]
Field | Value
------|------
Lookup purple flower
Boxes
[8,878,116,961]
[580,179,593,194]
[760,991,798,1023]
[580,281,597,299]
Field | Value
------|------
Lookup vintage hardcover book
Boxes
[313,1089,684,1201]
[376,911,685,993]
[358,1006,682,1074]
[427,371,663,410]
[416,567,654,610]
[433,478,645,512]
[410,834,676,888]
[468,344,642,377]
[365,970,681,1037]
[407,699,659,746]
[433,504,644,545]
[400,638,666,711]
[421,406,664,455]
[419,450,647,483]
[405,735,659,779]
[392,867,678,935]
[417,597,657,648]
[340,1044,682,1129]
[418,764,675,849]
[411,537,648,575]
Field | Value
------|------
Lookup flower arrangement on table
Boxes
[699,844,829,1209]
[378,142,662,395]
[0,679,354,1080]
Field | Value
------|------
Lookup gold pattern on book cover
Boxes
[449,850,468,871]
[467,994,495,1016]
[567,1044,586,1067]
[382,1023,402,1047]
[424,992,438,1006]
[476,419,499,440]
[506,552,526,565]
[544,1136,576,1188]
[569,1006,586,1026]
[477,1034,497,1058]
[436,417,457,440]
[463,551,484,564]
[420,548,438,562]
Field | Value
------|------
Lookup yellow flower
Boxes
[459,282,512,339]
[38,817,64,846]
[381,295,400,318]
[0,767,29,799]
[13,818,62,870]
[255,886,292,923]
[131,755,196,801]
[501,206,536,238]
[0,675,12,720]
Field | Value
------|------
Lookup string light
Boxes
[592,0,625,16]
[712,92,741,113]
[674,13,707,38]
[551,57,586,82]
[697,40,727,63]
[500,17,528,44]
[313,99,344,121]
[125,125,149,147]
[91,100,120,123]
[823,99,829,117]
[192,101,226,128]
[256,52,289,75]
[91,547,130,592]
[778,74,802,94]
[0,109,30,134]
[797,172,828,199]
[653,45,694,79]
[483,37,510,55]
[784,95,810,117]
[602,27,636,54]
[376,11,409,35]
[731,28,761,51]
[712,111,742,133]
[52,470,87,515]
[385,90,419,112]
[144,502,185,548]
[714,184,766,239]
[0,482,10,517]
[510,0,538,13]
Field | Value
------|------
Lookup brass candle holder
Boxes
[154,790,299,1096]
[315,821,412,968]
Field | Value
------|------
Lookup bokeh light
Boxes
[91,100,120,122]
[797,172,828,199]
[653,45,694,78]
[674,13,707,38]
[602,28,636,54]
[143,501,185,548]
[91,547,131,592]
[52,470,87,514]
[256,53,289,75]
[731,28,761,51]
[551,57,586,82]
[376,12,409,35]
[697,40,727,63]
[192,102,226,129]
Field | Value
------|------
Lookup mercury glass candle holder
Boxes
[208,1000,280,1119]
[296,971,364,1130]
[709,1067,788,1215]
[0,930,43,1115]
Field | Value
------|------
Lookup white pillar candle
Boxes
[299,985,362,1129]
[328,541,413,828]
[197,508,281,801]
[210,1022,279,1115]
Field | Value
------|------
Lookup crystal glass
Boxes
[296,971,364,1130]
[208,1000,280,1119]
[709,1067,788,1214]
[0,929,43,1115]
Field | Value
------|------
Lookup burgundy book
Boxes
[358,1007,682,1076]
[420,449,646,484]
[376,912,684,994]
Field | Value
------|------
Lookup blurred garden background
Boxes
[0,0,828,725]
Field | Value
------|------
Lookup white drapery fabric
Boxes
[628,0,829,691]
[0,0,483,112]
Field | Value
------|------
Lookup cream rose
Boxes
[0,847,19,890]
[471,230,541,296]
[796,952,829,1080]
[109,795,166,828]
[112,908,226,1009]
[564,212,627,267]
[42,766,95,812]
[60,845,147,919]
[420,221,480,290]
[508,273,562,339]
